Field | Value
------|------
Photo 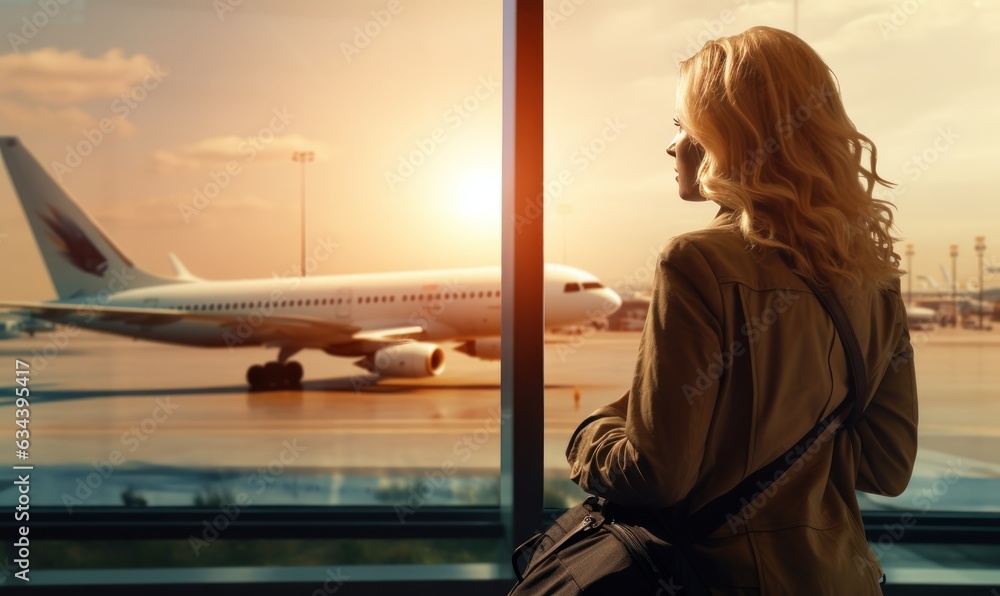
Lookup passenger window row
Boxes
[153,289,503,312]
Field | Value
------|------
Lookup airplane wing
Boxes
[345,326,429,353]
[0,300,366,346]
[353,326,425,341]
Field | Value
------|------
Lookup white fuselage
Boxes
[54,264,620,353]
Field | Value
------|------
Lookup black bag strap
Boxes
[681,275,869,540]
[799,274,868,428]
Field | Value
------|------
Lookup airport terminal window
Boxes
[1,0,996,590]
[540,0,1000,527]
[531,4,1000,592]
[0,0,506,576]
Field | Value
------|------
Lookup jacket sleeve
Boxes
[853,292,918,497]
[566,237,724,506]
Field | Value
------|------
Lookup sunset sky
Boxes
[0,0,997,301]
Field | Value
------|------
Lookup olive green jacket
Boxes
[566,209,918,595]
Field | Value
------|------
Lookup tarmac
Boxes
[0,327,996,510]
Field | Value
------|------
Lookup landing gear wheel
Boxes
[284,361,303,385]
[247,365,266,391]
[247,360,305,391]
[263,361,284,387]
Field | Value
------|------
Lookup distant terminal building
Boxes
[607,290,652,331]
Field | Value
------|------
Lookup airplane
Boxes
[916,265,1000,301]
[0,315,24,339]
[0,314,55,338]
[0,137,622,390]
[904,304,938,331]
[912,268,997,321]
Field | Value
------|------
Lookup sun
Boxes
[450,168,500,225]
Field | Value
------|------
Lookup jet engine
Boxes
[355,342,445,377]
[455,338,501,361]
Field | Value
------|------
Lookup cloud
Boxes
[153,133,338,171]
[0,47,162,104]
[0,99,132,135]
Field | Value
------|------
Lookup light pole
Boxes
[950,244,959,327]
[292,151,314,277]
[906,243,914,306]
[976,236,986,330]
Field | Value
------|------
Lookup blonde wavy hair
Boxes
[677,26,902,292]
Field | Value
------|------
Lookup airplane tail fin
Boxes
[918,275,941,290]
[0,137,176,300]
[939,263,952,287]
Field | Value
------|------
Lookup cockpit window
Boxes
[582,281,604,290]
[564,282,581,293]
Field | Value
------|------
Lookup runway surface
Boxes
[0,328,997,510]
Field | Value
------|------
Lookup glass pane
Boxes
[0,0,503,512]
[797,1,999,515]
[544,0,1000,515]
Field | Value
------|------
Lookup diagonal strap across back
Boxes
[681,274,869,541]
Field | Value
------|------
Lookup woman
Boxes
[566,26,917,594]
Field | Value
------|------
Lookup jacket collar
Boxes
[707,205,736,229]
